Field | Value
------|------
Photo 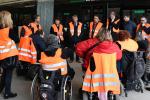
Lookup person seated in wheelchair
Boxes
[40,34,75,78]
[38,34,74,99]
[76,28,122,100]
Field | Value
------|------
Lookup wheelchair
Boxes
[31,68,72,100]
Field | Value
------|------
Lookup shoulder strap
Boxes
[83,41,101,59]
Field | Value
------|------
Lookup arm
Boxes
[75,39,99,58]
[114,43,122,60]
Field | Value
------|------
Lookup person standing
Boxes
[30,15,42,33]
[89,15,103,38]
[106,11,120,41]
[68,15,83,63]
[0,11,18,99]
[50,18,64,47]
[136,17,150,85]
[123,15,137,39]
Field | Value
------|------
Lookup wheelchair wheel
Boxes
[31,74,40,100]
[61,76,72,100]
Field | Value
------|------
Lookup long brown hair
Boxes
[96,27,113,42]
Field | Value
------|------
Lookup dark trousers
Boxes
[70,36,80,61]
[3,68,13,94]
[70,47,80,61]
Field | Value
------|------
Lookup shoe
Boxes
[4,93,17,99]
[69,60,73,63]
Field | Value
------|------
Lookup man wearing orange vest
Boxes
[68,15,83,63]
[89,15,103,38]
[106,11,120,41]
[50,18,64,47]
[30,15,42,33]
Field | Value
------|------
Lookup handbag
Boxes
[0,56,18,69]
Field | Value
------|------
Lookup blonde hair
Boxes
[96,28,113,42]
[0,11,13,29]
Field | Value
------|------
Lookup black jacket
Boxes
[31,34,46,61]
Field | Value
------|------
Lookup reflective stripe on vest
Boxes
[0,46,16,53]
[85,74,116,79]
[82,53,120,94]
[0,40,15,49]
[19,53,36,59]
[39,49,68,75]
[42,60,67,69]
[18,48,37,55]
[83,82,119,87]
[69,22,82,36]
[0,28,18,60]
[18,37,37,64]
[0,40,17,54]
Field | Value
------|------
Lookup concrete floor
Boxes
[0,62,150,100]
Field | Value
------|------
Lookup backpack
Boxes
[39,69,57,100]
[121,50,145,92]
[125,51,145,80]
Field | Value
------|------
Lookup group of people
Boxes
[0,9,150,100]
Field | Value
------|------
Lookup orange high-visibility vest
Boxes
[22,25,32,37]
[52,24,63,35]
[39,49,67,75]
[18,37,37,64]
[83,53,120,94]
[0,28,18,60]
[117,39,138,51]
[69,22,82,36]
[52,24,64,41]
[106,19,120,33]
[90,22,103,38]
[30,22,42,33]
[136,23,150,33]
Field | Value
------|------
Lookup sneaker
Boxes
[4,93,17,99]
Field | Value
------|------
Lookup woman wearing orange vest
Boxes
[76,28,122,100]
[106,11,120,41]
[89,15,103,38]
[117,30,139,52]
[50,18,64,47]
[0,11,18,99]
[18,19,37,64]
[68,15,83,63]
